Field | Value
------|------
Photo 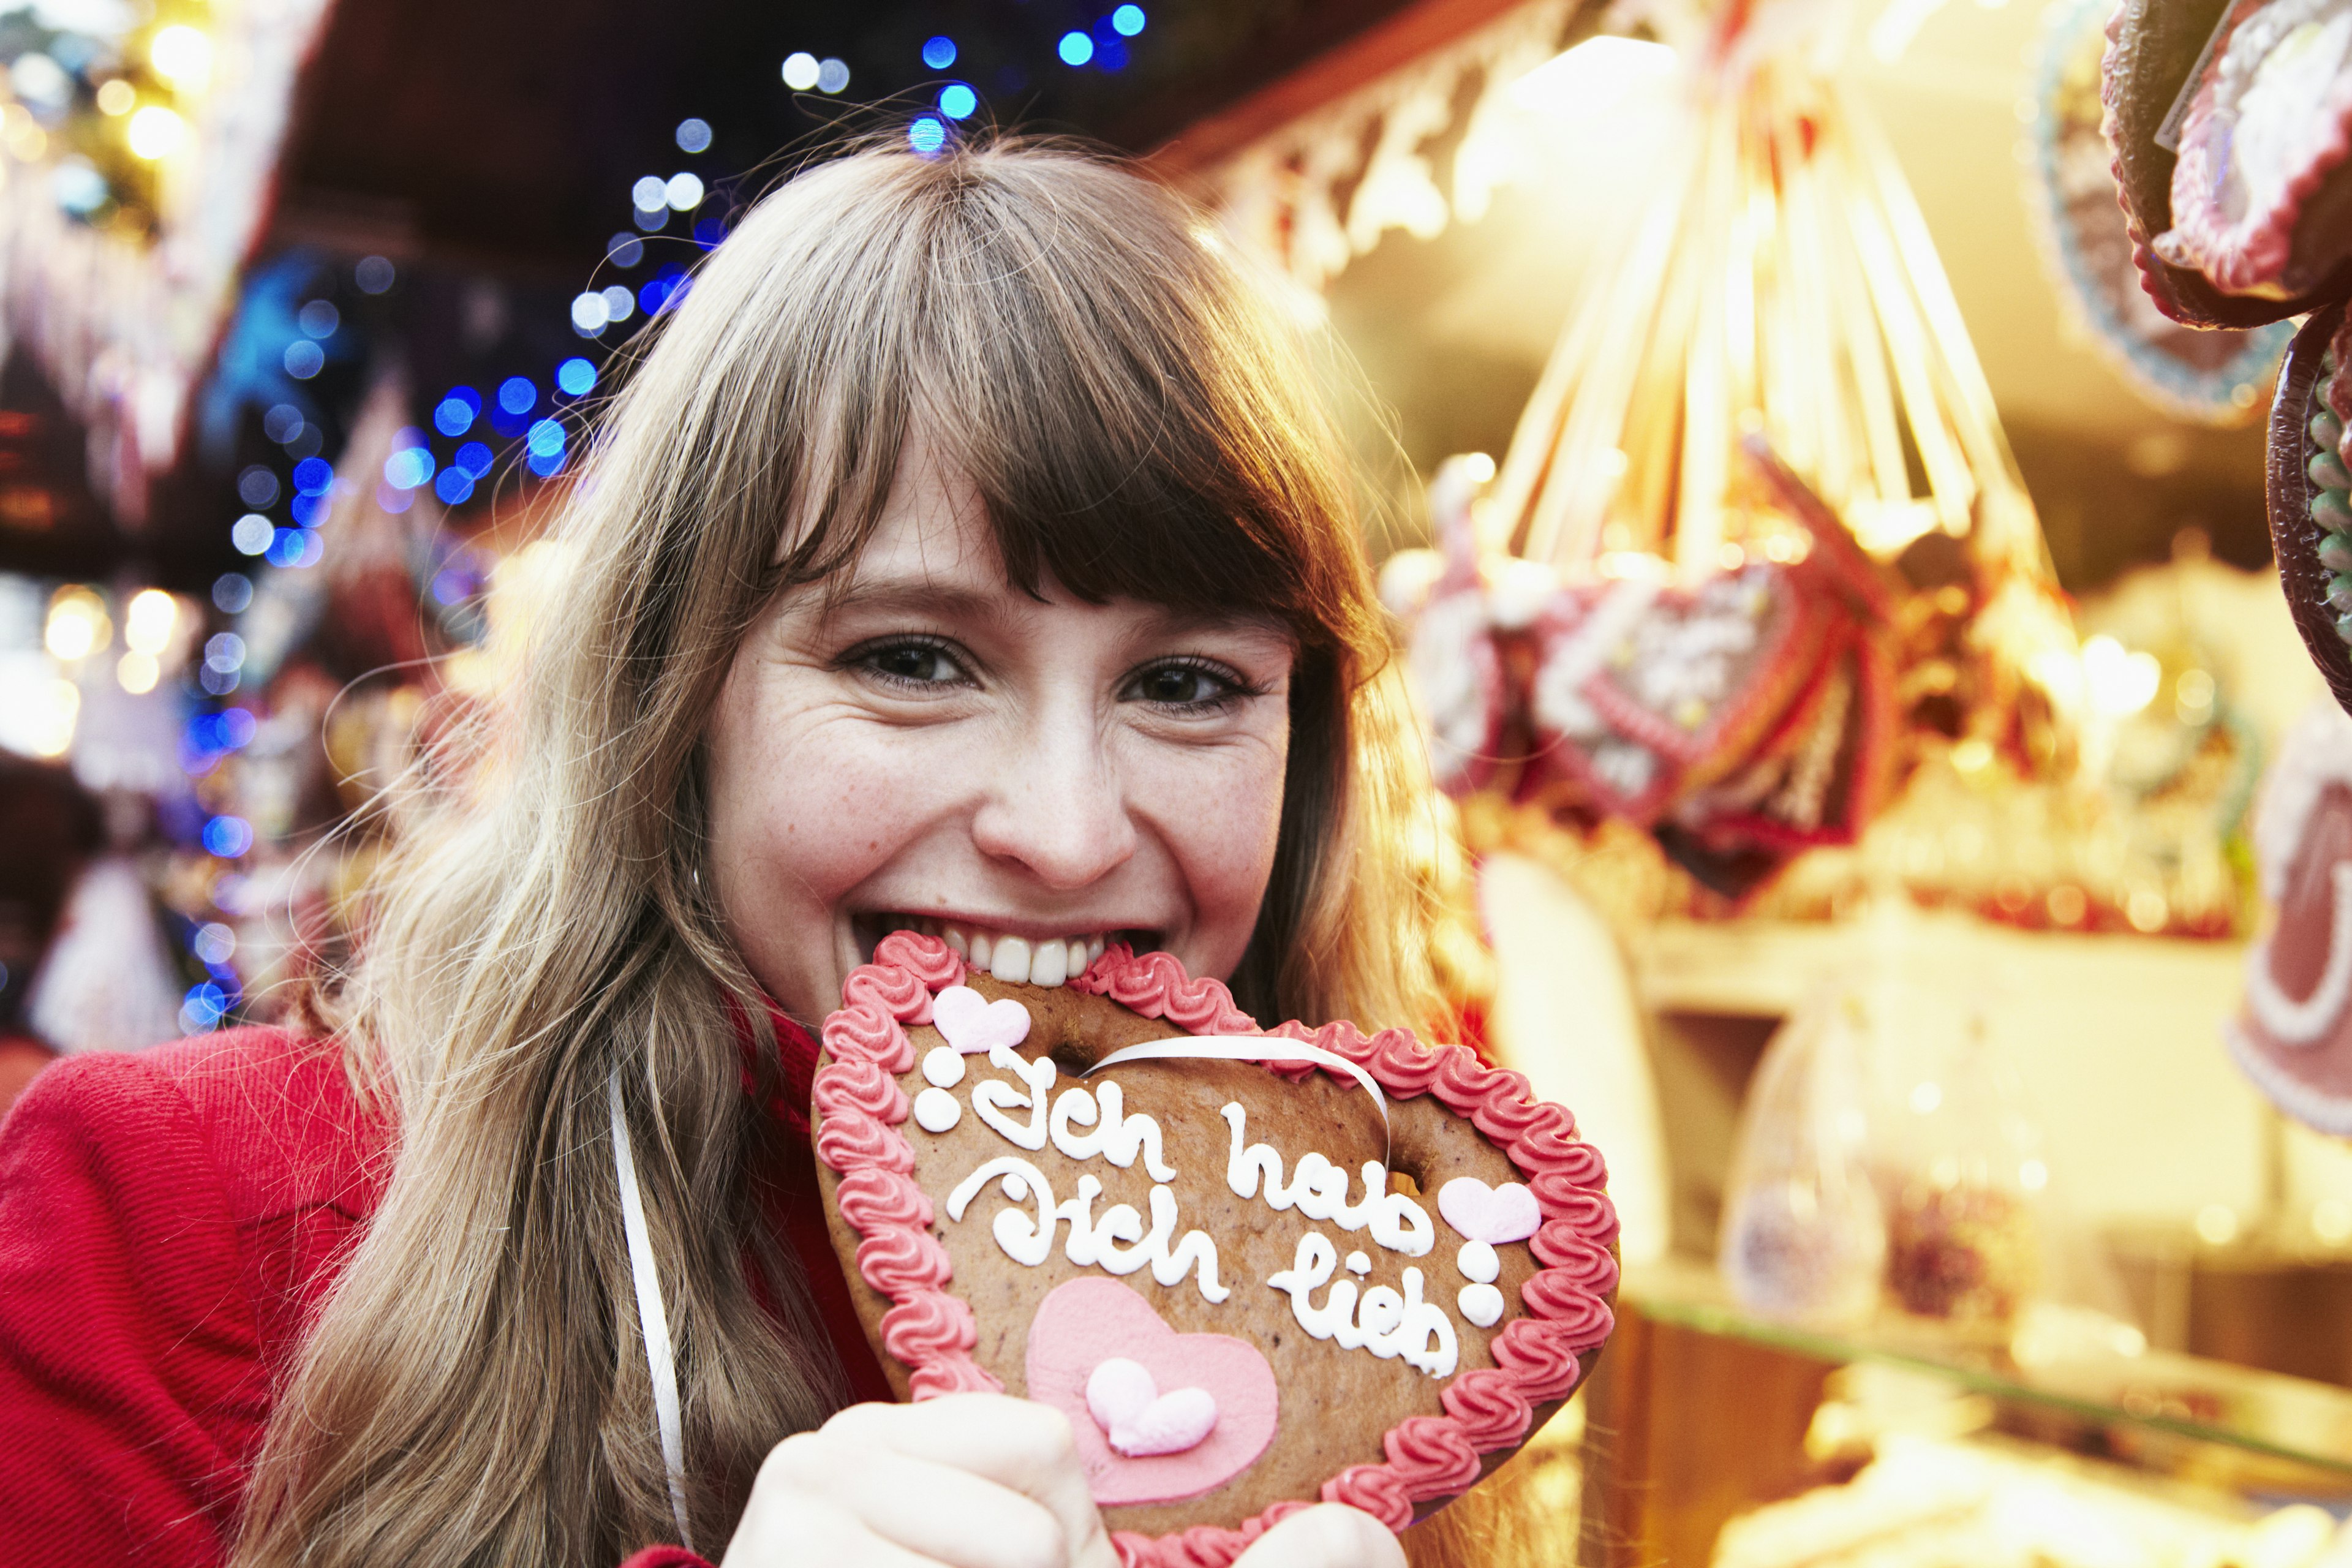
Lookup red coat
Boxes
[0,1024,890,1567]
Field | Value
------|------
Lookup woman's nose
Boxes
[968,725,1139,891]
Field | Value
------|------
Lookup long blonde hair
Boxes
[235,138,1452,1567]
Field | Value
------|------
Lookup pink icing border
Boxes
[810,935,1619,1568]
[2163,18,2352,296]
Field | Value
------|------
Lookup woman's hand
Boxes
[724,1394,1401,1568]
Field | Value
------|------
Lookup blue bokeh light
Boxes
[526,418,565,458]
[283,339,324,379]
[455,440,494,478]
[1058,30,1094,65]
[434,467,475,506]
[556,357,597,397]
[497,377,537,415]
[383,446,434,490]
[526,447,566,478]
[1095,34,1129,70]
[908,115,947,154]
[292,456,333,495]
[1112,4,1146,35]
[180,981,228,1033]
[940,83,976,119]
[434,396,476,436]
[202,816,254,858]
[290,492,327,526]
[231,513,273,554]
[922,35,956,69]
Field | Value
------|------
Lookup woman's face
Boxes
[705,449,1297,1027]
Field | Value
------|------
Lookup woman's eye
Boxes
[854,639,968,688]
[1126,660,1246,710]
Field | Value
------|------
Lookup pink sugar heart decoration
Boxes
[1086,1358,1219,1458]
[1026,1278,1278,1506]
[1438,1175,1541,1245]
[933,985,1031,1055]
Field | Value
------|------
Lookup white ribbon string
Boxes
[608,1068,696,1554]
[1082,1034,1392,1160]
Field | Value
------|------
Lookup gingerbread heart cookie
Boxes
[810,933,1618,1565]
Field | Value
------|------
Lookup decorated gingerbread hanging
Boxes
[2230,698,2352,1133]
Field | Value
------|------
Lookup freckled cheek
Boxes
[733,728,968,900]
[1147,743,1289,937]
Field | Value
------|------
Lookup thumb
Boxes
[1231,1504,1404,1568]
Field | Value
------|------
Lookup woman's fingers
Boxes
[1231,1504,1404,1568]
[818,1395,1118,1568]
[752,1430,1069,1568]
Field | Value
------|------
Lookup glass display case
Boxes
[1580,1226,2352,1566]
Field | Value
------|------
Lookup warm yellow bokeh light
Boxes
[94,78,136,116]
[116,649,159,694]
[124,587,176,655]
[127,104,186,161]
[44,586,109,661]
[148,25,212,90]
[27,678,78,757]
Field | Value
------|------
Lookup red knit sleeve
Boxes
[0,1052,270,1567]
[617,1550,714,1568]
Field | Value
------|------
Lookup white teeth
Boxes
[923,922,1120,986]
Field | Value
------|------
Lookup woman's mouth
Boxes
[851,914,1156,987]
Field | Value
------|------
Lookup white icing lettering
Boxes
[1144,1185,1228,1300]
[1220,1102,1434,1257]
[971,1047,1057,1150]
[947,1157,1058,1265]
[1049,1080,1178,1182]
[1267,1231,1458,1377]
[943,1156,1228,1302]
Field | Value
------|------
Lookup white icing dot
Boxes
[1458,1282,1506,1328]
[913,1087,962,1134]
[1456,1240,1499,1284]
[922,1046,967,1088]
[1346,1251,1372,1275]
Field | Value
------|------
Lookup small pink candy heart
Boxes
[1438,1176,1541,1245]
[932,985,1031,1056]
[1085,1358,1219,1458]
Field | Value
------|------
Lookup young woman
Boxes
[0,141,1460,1568]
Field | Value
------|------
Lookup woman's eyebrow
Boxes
[816,576,1009,622]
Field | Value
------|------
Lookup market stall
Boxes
[1164,0,2352,1559]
